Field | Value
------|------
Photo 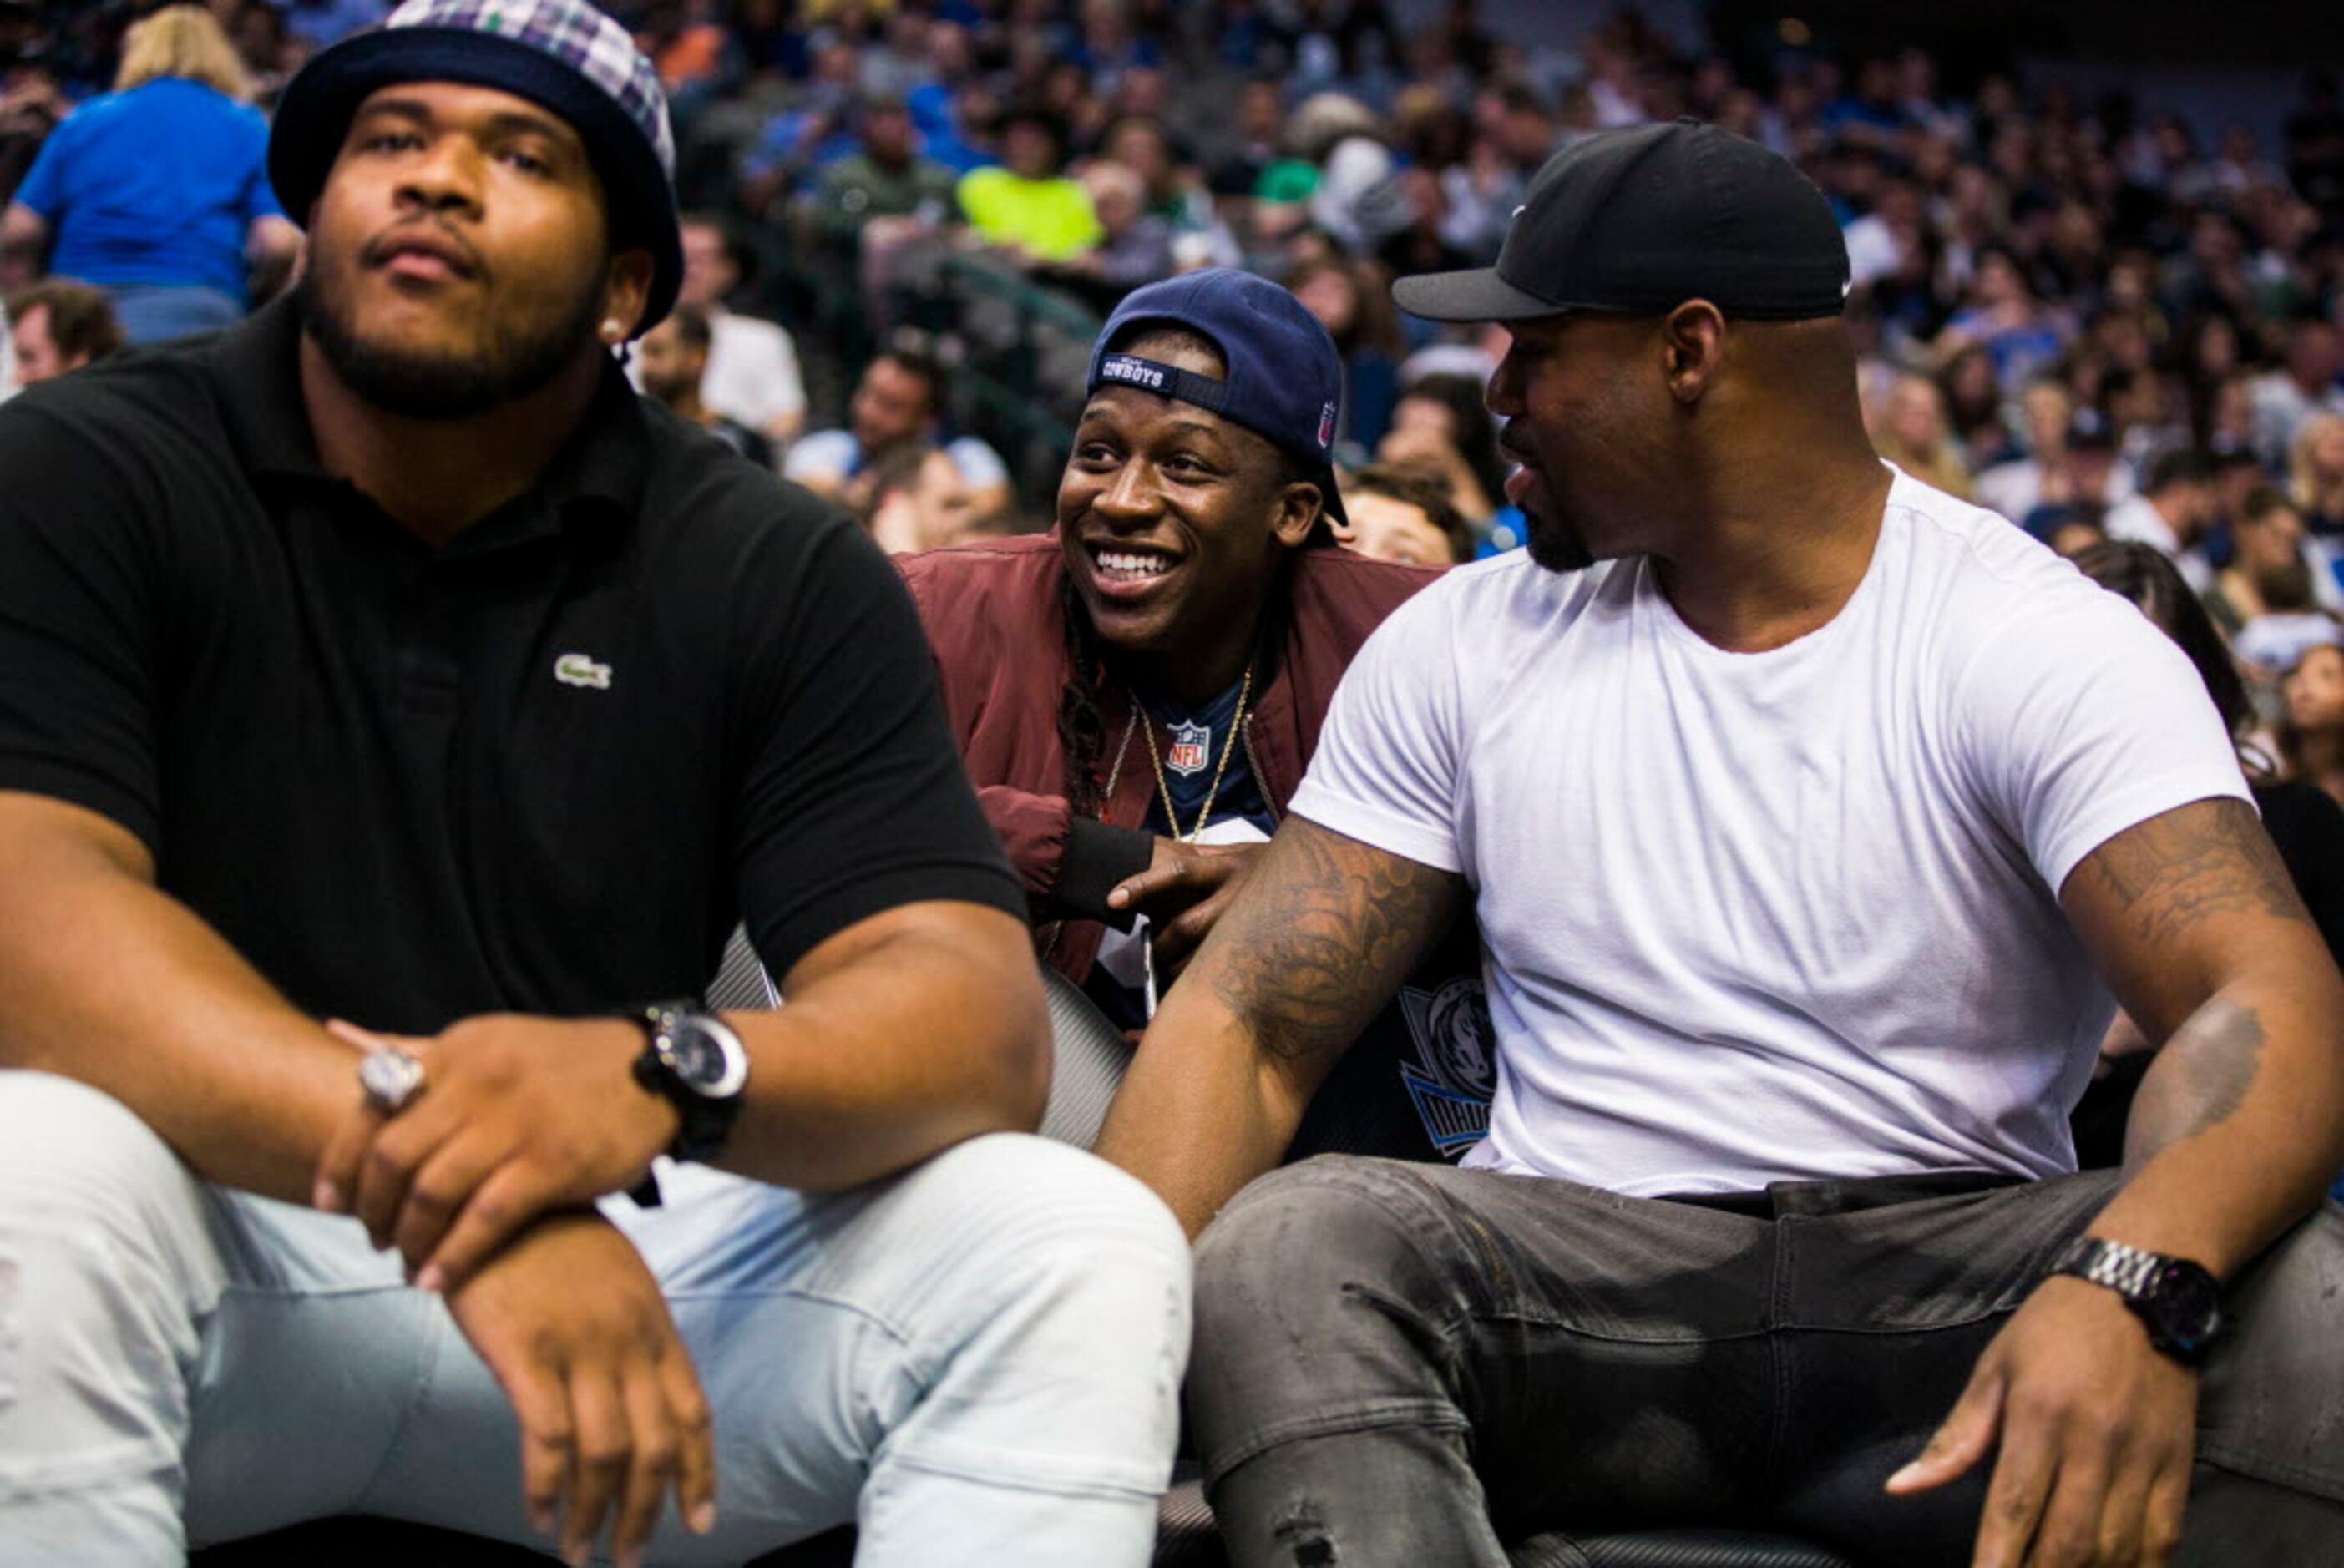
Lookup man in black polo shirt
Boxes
[0,3,1189,1566]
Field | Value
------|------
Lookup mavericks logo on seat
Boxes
[1397,974,1496,1158]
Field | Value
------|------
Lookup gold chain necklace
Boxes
[1138,661,1255,844]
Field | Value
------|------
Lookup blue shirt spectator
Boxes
[4,8,297,341]
[14,78,281,303]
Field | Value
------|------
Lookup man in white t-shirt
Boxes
[2104,447,2220,593]
[783,345,1010,517]
[1097,123,2344,1565]
[638,215,806,453]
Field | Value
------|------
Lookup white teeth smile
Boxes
[1096,549,1174,581]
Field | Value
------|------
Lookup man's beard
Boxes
[1525,508,1596,572]
[295,264,605,422]
[639,367,696,407]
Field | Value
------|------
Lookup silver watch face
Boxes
[662,1015,749,1099]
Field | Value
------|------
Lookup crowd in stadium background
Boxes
[3,0,2343,790]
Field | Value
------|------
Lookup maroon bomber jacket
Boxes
[898,531,1439,985]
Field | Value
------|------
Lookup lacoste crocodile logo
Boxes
[554,652,612,690]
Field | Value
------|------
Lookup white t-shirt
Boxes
[624,308,806,438]
[1289,468,2249,1196]
[702,310,804,436]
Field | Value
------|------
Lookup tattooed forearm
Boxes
[2124,995,2266,1169]
[2085,798,2310,948]
[1206,817,1466,1065]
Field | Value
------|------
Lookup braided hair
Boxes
[1056,568,1114,819]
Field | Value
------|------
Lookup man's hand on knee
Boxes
[448,1211,716,1568]
[312,1014,681,1291]
[1886,1277,2195,1566]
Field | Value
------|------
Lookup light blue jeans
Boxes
[0,1070,1191,1566]
[102,285,244,346]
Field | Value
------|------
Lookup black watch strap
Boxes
[626,999,747,1166]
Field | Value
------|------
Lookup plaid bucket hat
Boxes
[269,0,683,333]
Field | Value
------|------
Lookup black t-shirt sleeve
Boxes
[729,512,1025,980]
[0,399,165,851]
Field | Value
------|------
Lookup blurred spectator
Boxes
[1374,162,1471,281]
[1336,463,1471,566]
[635,304,775,471]
[1867,371,1972,498]
[863,443,1008,554]
[1934,343,2016,471]
[1844,175,1925,291]
[2100,365,2186,473]
[1071,0,1158,99]
[2209,488,2343,679]
[1938,243,2072,390]
[1375,371,1501,525]
[2210,443,2272,533]
[808,97,959,241]
[667,213,805,448]
[1288,92,1409,254]
[785,346,1010,517]
[3,275,119,387]
[2251,316,2344,468]
[956,104,1100,266]
[0,38,66,220]
[1974,380,2134,523]
[1056,160,1172,296]
[1202,77,1285,200]
[2291,412,2344,536]
[2,5,298,342]
[1288,253,1401,448]
[2104,447,2221,590]
[2199,367,2260,458]
[1096,114,1226,260]
[230,2,294,104]
[2281,643,2344,807]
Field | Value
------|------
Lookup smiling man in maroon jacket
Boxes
[902,270,1478,1158]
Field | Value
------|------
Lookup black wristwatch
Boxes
[628,999,751,1165]
[2048,1235,2223,1366]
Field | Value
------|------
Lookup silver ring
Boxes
[357,1046,427,1116]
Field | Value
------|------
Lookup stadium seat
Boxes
[191,934,1855,1568]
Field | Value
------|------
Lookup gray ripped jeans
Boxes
[1187,1159,2344,1567]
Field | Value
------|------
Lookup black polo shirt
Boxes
[0,298,1020,1034]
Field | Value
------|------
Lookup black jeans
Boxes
[1187,1158,2344,1567]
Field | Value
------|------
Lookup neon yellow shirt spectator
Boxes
[956,166,1103,262]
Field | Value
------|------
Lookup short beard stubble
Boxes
[296,260,607,422]
[1526,508,1596,572]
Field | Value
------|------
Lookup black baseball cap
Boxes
[1394,119,1850,324]
[1086,268,1349,535]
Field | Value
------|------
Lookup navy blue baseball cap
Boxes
[1086,267,1349,536]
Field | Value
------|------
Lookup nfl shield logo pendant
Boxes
[1166,719,1211,776]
